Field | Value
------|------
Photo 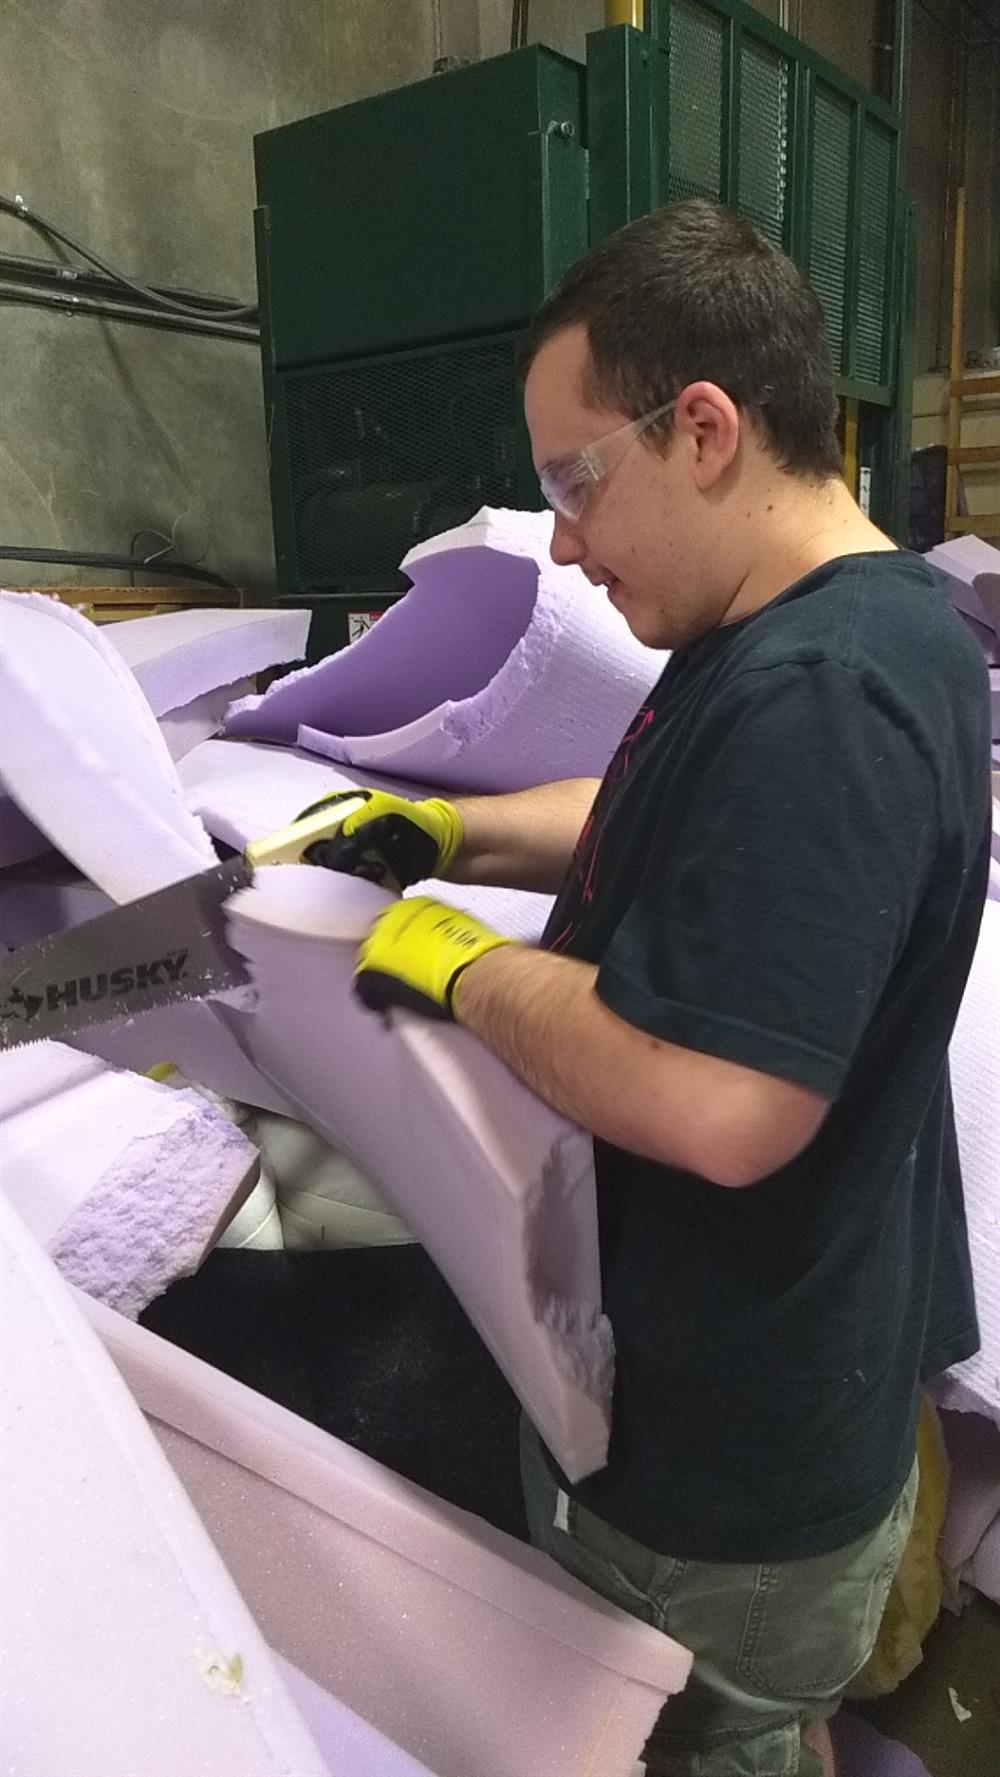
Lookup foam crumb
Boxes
[947,1685,972,1723]
[196,1649,244,1696]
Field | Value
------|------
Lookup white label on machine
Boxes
[858,466,872,517]
[347,610,385,643]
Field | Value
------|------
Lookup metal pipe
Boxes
[605,1,643,23]
[778,1,803,35]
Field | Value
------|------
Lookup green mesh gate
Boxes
[592,0,905,403]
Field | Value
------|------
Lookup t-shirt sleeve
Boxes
[596,660,936,1097]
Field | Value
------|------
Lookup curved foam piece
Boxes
[0,1040,259,1315]
[0,593,295,1111]
[224,865,611,1481]
[0,1197,333,1777]
[223,508,667,792]
[89,1293,692,1777]
[0,590,216,896]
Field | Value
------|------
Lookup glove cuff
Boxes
[445,936,514,1015]
[424,799,465,878]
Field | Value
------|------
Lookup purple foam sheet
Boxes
[226,535,540,742]
[934,898,1000,1428]
[936,1410,1000,1607]
[89,1292,692,1777]
[272,1659,438,1777]
[0,1197,332,1777]
[109,607,311,717]
[222,865,612,1483]
[924,538,1000,752]
[224,508,667,793]
[930,900,1000,1608]
[831,1713,932,1777]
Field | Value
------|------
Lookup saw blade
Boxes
[0,856,252,1051]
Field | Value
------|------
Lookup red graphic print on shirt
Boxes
[545,705,656,954]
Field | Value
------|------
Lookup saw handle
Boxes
[243,793,369,870]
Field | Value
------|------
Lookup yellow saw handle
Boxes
[243,794,368,870]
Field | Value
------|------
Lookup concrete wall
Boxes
[2,0,996,597]
[0,0,440,593]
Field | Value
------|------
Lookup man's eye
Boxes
[554,457,594,496]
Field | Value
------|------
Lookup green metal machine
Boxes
[254,1,912,655]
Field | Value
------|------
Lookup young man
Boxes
[324,201,992,1776]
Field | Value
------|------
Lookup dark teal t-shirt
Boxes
[541,552,991,1563]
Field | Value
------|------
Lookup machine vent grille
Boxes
[738,37,790,248]
[281,337,525,589]
[856,119,894,383]
[668,0,724,203]
[808,83,852,373]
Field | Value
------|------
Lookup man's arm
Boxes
[455,943,829,1188]
[447,778,600,893]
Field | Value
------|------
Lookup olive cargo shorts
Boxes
[519,1417,918,1777]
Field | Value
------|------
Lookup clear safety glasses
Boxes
[538,400,677,523]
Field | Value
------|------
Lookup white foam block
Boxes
[1,1041,259,1316]
[0,1198,333,1777]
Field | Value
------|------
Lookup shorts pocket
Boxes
[736,1472,916,1701]
[563,1495,670,1616]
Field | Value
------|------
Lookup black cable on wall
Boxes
[0,547,238,590]
[0,194,258,323]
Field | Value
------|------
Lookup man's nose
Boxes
[549,512,587,568]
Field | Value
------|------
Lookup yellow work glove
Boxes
[295,789,465,894]
[354,896,514,1020]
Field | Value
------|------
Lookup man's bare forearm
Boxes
[454,943,712,1172]
[454,944,829,1187]
[447,778,599,894]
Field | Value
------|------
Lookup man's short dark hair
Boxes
[522,199,842,480]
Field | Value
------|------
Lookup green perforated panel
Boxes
[856,120,894,383]
[808,84,853,373]
[279,336,527,589]
[738,38,790,248]
[667,0,725,203]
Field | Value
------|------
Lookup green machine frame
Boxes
[595,0,914,535]
[254,1,913,652]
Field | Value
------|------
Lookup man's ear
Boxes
[674,381,741,490]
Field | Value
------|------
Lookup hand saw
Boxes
[0,794,369,1052]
